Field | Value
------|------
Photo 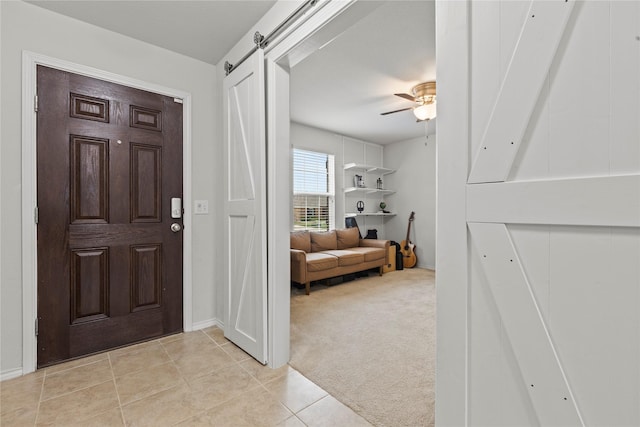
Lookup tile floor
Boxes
[0,327,372,426]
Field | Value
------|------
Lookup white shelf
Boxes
[342,142,394,238]
[344,163,368,172]
[345,212,396,217]
[344,187,395,195]
[368,166,395,175]
[344,163,395,175]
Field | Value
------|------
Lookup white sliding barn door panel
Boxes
[469,223,583,426]
[468,0,575,183]
[548,1,610,179]
[610,1,640,174]
[508,225,640,425]
[470,0,552,183]
[470,0,500,160]
[508,76,551,182]
[507,225,551,322]
[222,50,267,364]
[511,0,640,181]
[467,176,640,227]
[498,1,532,78]
[462,0,640,425]
[468,244,540,426]
[549,226,640,426]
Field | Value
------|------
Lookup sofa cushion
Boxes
[290,230,311,253]
[336,227,360,249]
[348,247,386,262]
[310,230,337,252]
[305,252,339,272]
[322,250,365,267]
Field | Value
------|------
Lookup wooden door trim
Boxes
[21,51,193,375]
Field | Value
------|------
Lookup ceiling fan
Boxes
[381,81,436,121]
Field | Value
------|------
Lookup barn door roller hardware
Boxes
[224,0,318,75]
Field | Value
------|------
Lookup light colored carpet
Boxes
[289,268,436,427]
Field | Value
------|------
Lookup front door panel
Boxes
[36,66,183,367]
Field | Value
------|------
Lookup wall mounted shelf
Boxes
[345,212,396,217]
[344,187,395,195]
[344,163,395,175]
[342,140,395,236]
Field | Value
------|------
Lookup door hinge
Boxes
[35,318,38,336]
[34,95,38,112]
[173,98,183,104]
[34,206,39,224]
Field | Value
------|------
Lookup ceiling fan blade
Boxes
[380,107,413,116]
[394,93,415,101]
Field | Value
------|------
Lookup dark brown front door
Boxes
[36,65,183,367]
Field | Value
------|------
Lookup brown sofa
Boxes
[290,228,390,295]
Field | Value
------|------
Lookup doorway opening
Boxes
[267,1,437,424]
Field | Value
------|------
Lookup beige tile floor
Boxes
[0,327,372,426]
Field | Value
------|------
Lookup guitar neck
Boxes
[405,212,414,242]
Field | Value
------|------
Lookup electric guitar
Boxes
[400,212,417,268]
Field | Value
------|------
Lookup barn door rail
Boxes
[224,0,319,75]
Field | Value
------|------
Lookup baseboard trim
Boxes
[1,368,24,382]
[192,318,222,331]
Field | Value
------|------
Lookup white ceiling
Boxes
[26,0,277,65]
[26,0,436,145]
[290,1,436,144]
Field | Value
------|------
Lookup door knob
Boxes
[170,223,182,233]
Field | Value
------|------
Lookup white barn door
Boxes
[438,0,640,425]
[222,50,267,364]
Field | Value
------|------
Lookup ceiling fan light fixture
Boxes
[382,81,437,120]
[413,101,436,121]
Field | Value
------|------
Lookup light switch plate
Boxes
[194,200,209,214]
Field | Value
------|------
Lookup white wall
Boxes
[384,135,436,269]
[342,136,389,239]
[280,125,437,264]
[288,122,437,257]
[0,1,218,375]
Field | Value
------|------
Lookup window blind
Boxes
[292,149,335,231]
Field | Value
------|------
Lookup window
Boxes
[292,148,335,231]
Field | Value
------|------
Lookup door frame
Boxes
[262,0,359,368]
[433,1,469,425]
[21,51,194,374]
